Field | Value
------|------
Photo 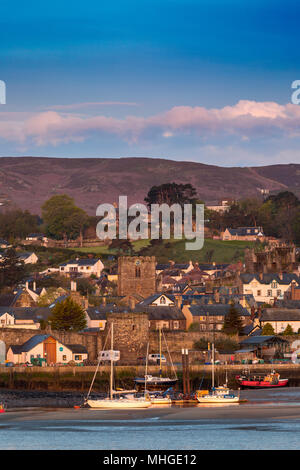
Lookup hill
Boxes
[0,156,298,214]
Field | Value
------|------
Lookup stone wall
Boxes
[0,328,102,361]
[105,312,149,364]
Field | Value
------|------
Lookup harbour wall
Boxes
[1,364,300,391]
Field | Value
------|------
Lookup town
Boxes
[0,186,300,396]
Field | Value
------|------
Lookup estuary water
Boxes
[1,388,300,450]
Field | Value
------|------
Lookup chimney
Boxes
[71,281,77,292]
[175,295,182,308]
[279,272,283,281]
[129,297,135,310]
[214,291,220,303]
[291,282,296,300]
[102,296,106,306]
[259,272,263,281]
[84,298,89,309]
[25,281,29,290]
[33,281,36,292]
[250,305,255,320]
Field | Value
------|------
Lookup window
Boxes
[271,281,277,289]
[257,290,261,296]
[75,355,82,361]
[277,290,281,297]
[62,355,67,361]
[160,296,166,304]
[267,290,272,297]
[174,321,179,329]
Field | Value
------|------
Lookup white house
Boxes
[18,252,39,264]
[7,334,88,365]
[59,258,104,277]
[260,309,300,334]
[240,273,300,304]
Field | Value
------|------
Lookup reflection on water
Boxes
[1,388,300,450]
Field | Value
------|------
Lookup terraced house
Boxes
[239,273,300,304]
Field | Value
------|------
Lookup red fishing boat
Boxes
[236,370,288,389]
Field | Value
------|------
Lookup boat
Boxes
[236,370,289,389]
[197,344,240,404]
[84,324,152,409]
[147,388,173,405]
[134,327,178,389]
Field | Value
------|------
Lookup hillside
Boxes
[0,156,298,215]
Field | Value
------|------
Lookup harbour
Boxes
[1,388,300,450]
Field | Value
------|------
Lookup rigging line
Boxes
[85,324,110,402]
[162,329,177,380]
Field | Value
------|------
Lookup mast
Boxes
[110,323,114,400]
[145,342,149,397]
[159,326,162,377]
[212,342,215,389]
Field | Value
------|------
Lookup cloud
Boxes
[1,100,300,146]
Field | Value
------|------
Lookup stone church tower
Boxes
[117,256,156,297]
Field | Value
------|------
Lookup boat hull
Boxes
[197,395,240,403]
[134,377,178,387]
[236,377,288,389]
[87,399,152,409]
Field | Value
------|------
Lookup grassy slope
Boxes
[72,238,254,263]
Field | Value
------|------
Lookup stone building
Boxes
[105,312,149,364]
[117,256,156,297]
[245,244,296,273]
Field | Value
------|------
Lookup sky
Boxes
[0,0,300,166]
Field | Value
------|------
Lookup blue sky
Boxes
[0,0,300,166]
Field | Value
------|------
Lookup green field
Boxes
[72,238,255,263]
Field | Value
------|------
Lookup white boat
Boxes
[197,344,240,404]
[134,328,178,388]
[150,396,172,405]
[85,324,152,409]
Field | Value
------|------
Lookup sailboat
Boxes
[197,344,240,404]
[85,324,152,409]
[134,327,178,389]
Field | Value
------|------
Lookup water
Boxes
[1,388,300,450]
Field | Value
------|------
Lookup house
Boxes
[222,227,264,241]
[206,200,232,213]
[17,252,39,264]
[0,306,51,329]
[134,293,186,330]
[238,335,289,360]
[182,303,251,330]
[59,258,104,278]
[7,334,88,365]
[0,238,9,248]
[156,261,194,275]
[239,273,300,304]
[26,233,48,242]
[260,308,300,334]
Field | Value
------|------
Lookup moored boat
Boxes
[236,370,288,389]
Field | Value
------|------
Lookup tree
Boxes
[261,322,275,335]
[42,194,89,241]
[0,248,26,288]
[0,209,40,240]
[144,183,197,208]
[282,324,294,336]
[48,297,87,331]
[222,304,244,335]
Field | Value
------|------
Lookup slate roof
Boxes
[134,305,185,320]
[240,335,288,346]
[137,293,175,306]
[60,258,101,267]
[261,308,300,322]
[66,344,88,354]
[0,307,51,321]
[189,304,250,317]
[226,227,264,236]
[240,273,300,285]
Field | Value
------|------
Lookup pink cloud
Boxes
[0,100,300,146]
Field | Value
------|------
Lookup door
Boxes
[43,336,57,364]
